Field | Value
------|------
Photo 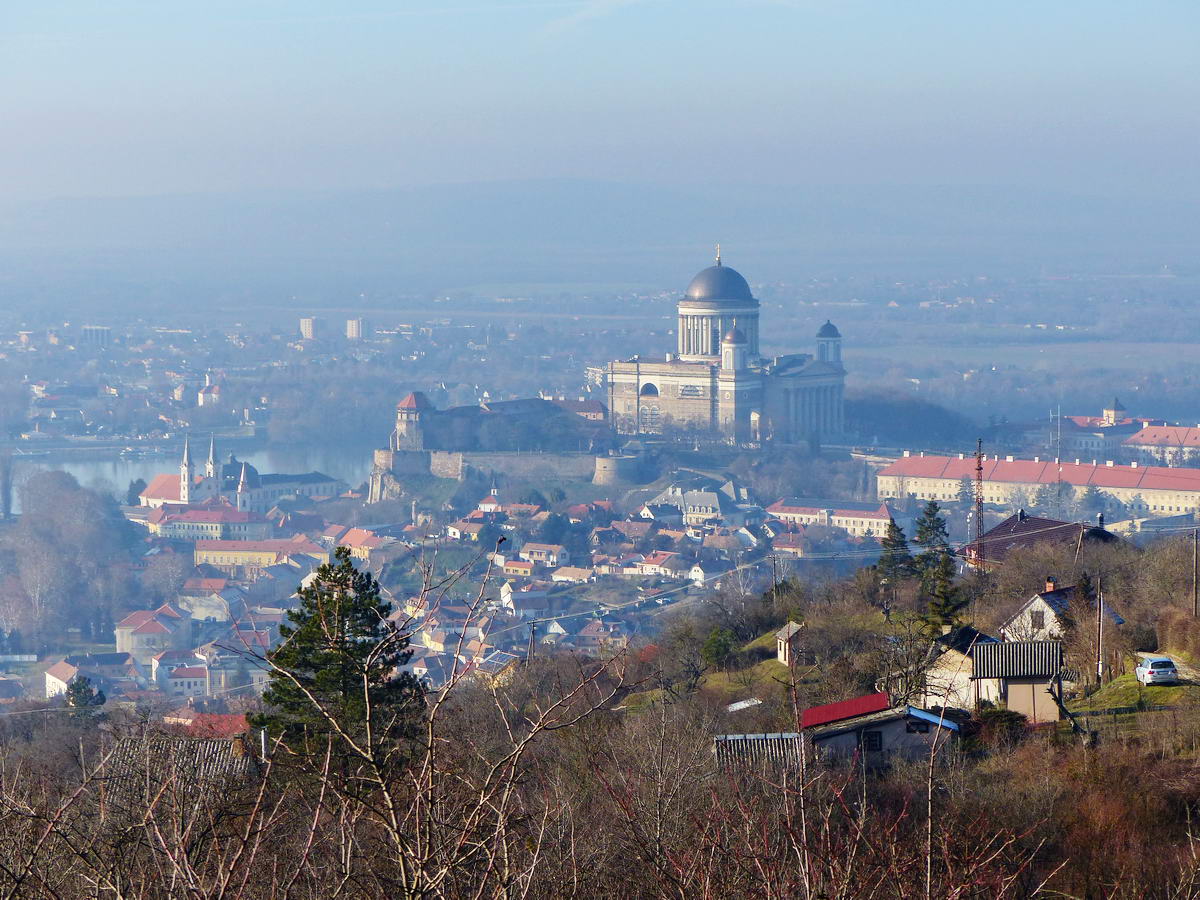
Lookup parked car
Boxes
[1135,655,1179,686]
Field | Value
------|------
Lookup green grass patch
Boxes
[743,630,779,653]
[1069,673,1200,712]
[702,658,793,697]
[622,688,665,711]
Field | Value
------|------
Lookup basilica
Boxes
[606,253,846,444]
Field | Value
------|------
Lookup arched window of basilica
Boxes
[639,383,659,397]
[639,405,660,429]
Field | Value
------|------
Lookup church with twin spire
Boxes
[138,435,345,512]
[606,251,846,444]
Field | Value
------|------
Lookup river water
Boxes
[10,445,374,509]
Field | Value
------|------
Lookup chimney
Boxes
[1097,512,1105,529]
[1045,576,1058,593]
[1017,508,1027,522]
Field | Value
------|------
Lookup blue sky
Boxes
[2,1,1197,200]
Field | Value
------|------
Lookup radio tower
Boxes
[974,438,985,567]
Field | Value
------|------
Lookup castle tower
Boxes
[179,435,194,505]
[392,391,432,451]
[816,320,842,365]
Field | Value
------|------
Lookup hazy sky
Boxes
[2,1,1198,201]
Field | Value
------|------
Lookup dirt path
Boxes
[1164,654,1200,684]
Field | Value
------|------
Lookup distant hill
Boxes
[0,180,1195,312]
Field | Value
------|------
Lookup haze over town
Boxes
[0,2,1198,896]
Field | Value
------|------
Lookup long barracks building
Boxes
[878,452,1200,517]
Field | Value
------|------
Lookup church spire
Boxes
[179,435,193,505]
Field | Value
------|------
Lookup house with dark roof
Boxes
[1000,578,1124,642]
[807,706,960,764]
[962,509,1117,570]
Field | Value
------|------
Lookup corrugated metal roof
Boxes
[801,691,890,729]
[972,640,1063,679]
[103,736,260,812]
[713,733,803,769]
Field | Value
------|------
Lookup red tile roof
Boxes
[397,391,433,410]
[195,537,324,555]
[1126,425,1200,449]
[141,473,183,502]
[180,713,249,739]
[879,454,1200,492]
[160,508,266,524]
[183,577,229,593]
[45,660,78,684]
[169,666,207,679]
[801,692,891,729]
[767,500,891,519]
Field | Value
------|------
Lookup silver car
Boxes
[1135,656,1179,685]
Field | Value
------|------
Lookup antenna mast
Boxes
[974,438,985,568]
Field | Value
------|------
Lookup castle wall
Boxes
[593,455,643,486]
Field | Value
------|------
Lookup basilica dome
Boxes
[684,264,754,303]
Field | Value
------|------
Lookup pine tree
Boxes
[878,519,915,583]
[913,500,953,588]
[700,627,736,669]
[956,476,974,506]
[66,675,105,711]
[923,551,967,629]
[255,547,424,764]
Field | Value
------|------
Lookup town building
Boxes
[146,502,274,541]
[766,498,893,537]
[140,436,346,512]
[1032,399,1162,457]
[606,251,846,444]
[878,452,1200,517]
[193,536,328,578]
[115,604,192,665]
[1123,425,1200,466]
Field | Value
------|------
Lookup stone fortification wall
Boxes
[593,455,644,486]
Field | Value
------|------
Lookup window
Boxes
[1030,610,1045,631]
[861,730,883,752]
[906,719,930,734]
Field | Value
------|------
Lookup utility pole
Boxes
[1193,528,1198,618]
[974,438,985,568]
[1096,575,1104,685]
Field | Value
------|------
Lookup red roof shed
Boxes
[801,691,891,729]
